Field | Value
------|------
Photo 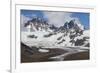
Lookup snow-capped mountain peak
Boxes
[21,17,89,48]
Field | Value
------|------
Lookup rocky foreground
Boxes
[21,43,89,63]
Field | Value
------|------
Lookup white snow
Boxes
[21,30,89,48]
[38,49,49,53]
[21,25,90,49]
[77,23,84,30]
[83,30,90,37]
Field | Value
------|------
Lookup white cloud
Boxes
[21,14,31,31]
[21,14,31,24]
[43,11,81,27]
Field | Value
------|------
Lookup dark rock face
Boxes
[28,34,37,38]
[85,43,90,47]
[75,39,85,46]
[64,21,68,29]
[44,33,54,37]
[68,20,75,29]
[57,39,65,44]
[49,24,58,31]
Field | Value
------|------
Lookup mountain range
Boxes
[21,17,89,48]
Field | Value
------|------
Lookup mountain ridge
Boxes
[21,17,89,48]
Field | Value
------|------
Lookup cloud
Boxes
[43,11,81,27]
[21,14,31,31]
[21,14,31,24]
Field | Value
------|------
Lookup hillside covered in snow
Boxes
[21,17,90,49]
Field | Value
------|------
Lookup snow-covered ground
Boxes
[21,18,90,50]
[21,29,90,49]
[38,49,49,53]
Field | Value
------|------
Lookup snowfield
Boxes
[21,29,90,49]
[21,18,90,51]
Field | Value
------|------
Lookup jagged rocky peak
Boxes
[64,19,84,30]
[57,19,84,34]
[21,17,89,47]
[24,17,59,32]
[24,17,50,31]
